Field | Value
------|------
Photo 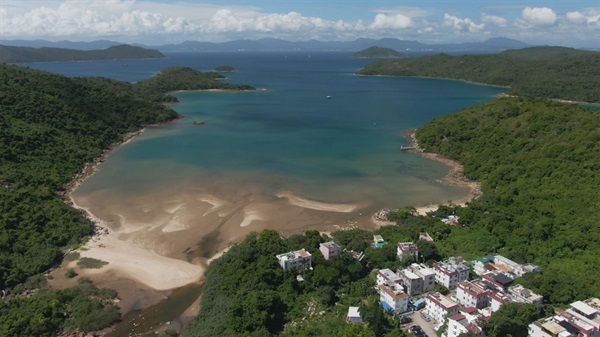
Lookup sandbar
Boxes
[276,191,365,213]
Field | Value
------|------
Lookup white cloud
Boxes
[566,11,586,24]
[369,13,412,30]
[481,13,508,27]
[443,13,485,33]
[521,7,557,26]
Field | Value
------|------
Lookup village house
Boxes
[276,249,312,271]
[347,307,363,323]
[399,263,436,295]
[319,241,341,260]
[508,284,543,309]
[397,241,420,260]
[373,235,386,248]
[379,284,409,314]
[426,292,460,324]
[445,311,485,337]
[377,268,402,287]
[455,280,491,309]
[528,298,600,337]
[433,257,470,290]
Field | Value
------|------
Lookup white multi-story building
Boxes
[456,280,490,309]
[319,241,341,260]
[276,249,312,271]
[399,263,436,295]
[426,292,459,324]
[433,257,470,290]
[397,242,420,260]
[379,284,409,314]
[377,268,402,287]
[446,312,485,337]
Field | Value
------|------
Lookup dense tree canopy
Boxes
[0,63,257,335]
[415,97,600,304]
[357,47,600,103]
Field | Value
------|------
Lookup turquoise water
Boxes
[28,53,504,336]
[27,52,504,210]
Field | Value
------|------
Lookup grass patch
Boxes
[65,251,80,261]
[77,257,109,269]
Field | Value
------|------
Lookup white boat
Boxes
[326,95,332,99]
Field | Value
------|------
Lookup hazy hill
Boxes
[0,44,164,63]
[352,46,407,59]
[357,46,600,102]
[499,46,598,60]
[0,39,121,50]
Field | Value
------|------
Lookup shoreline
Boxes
[403,128,482,216]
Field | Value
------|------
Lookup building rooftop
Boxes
[427,292,459,310]
[348,306,361,318]
[571,300,598,317]
[320,241,340,249]
[276,249,312,261]
[380,284,408,300]
[379,268,401,282]
[458,280,489,298]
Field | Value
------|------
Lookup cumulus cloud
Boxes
[521,7,557,26]
[369,13,412,30]
[566,9,600,28]
[443,13,485,33]
[481,13,508,27]
[566,11,586,24]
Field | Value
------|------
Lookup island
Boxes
[356,46,600,103]
[0,44,165,63]
[214,65,237,72]
[352,46,408,59]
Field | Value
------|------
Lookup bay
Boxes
[28,52,504,336]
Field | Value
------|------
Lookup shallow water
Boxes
[28,52,504,335]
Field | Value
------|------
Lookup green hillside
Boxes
[0,44,164,63]
[499,46,597,60]
[357,47,600,103]
[136,66,255,96]
[0,63,258,335]
[415,97,600,304]
[353,46,407,59]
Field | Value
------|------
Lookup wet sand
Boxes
[54,125,479,335]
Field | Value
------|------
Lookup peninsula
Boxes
[0,44,165,63]
[0,63,256,336]
[356,46,600,103]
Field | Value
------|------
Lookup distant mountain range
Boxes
[0,37,532,54]
[0,45,164,63]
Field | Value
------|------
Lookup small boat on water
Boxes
[326,95,332,99]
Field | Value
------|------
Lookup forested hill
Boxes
[416,97,600,304]
[0,44,164,63]
[352,46,407,59]
[0,63,256,335]
[357,46,600,103]
[0,64,178,288]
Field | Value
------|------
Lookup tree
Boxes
[484,303,538,337]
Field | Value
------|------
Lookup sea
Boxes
[27,52,503,210]
[25,52,505,336]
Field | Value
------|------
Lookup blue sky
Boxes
[1,0,598,47]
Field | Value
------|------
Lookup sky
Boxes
[0,0,598,48]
